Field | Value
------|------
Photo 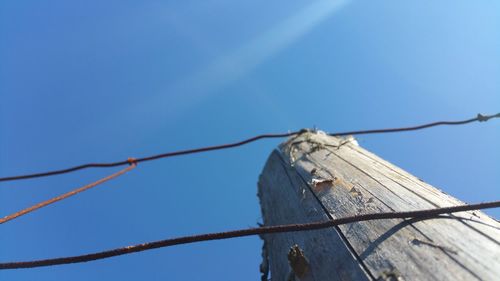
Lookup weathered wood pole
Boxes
[258,131,500,281]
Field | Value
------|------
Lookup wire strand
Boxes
[1,113,498,182]
[0,163,136,225]
[1,200,498,269]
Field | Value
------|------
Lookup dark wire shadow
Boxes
[450,215,500,231]
[449,214,500,246]
[356,214,492,280]
[358,213,500,261]
[357,215,433,261]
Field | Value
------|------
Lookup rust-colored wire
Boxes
[1,200,498,269]
[0,113,498,182]
[0,161,136,225]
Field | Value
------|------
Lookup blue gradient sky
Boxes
[1,1,499,280]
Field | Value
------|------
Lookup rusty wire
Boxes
[0,162,136,225]
[1,200,498,270]
[1,113,498,183]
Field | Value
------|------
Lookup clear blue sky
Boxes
[1,1,499,280]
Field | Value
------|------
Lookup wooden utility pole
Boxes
[258,131,500,281]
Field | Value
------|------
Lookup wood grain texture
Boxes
[258,131,500,281]
[258,151,371,281]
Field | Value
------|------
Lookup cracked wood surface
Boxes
[258,131,500,281]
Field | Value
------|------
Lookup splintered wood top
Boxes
[258,131,500,281]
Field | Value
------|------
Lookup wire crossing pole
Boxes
[257,131,500,281]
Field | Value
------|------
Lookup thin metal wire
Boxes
[1,200,498,269]
[0,163,136,225]
[0,113,498,182]
[329,113,499,136]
